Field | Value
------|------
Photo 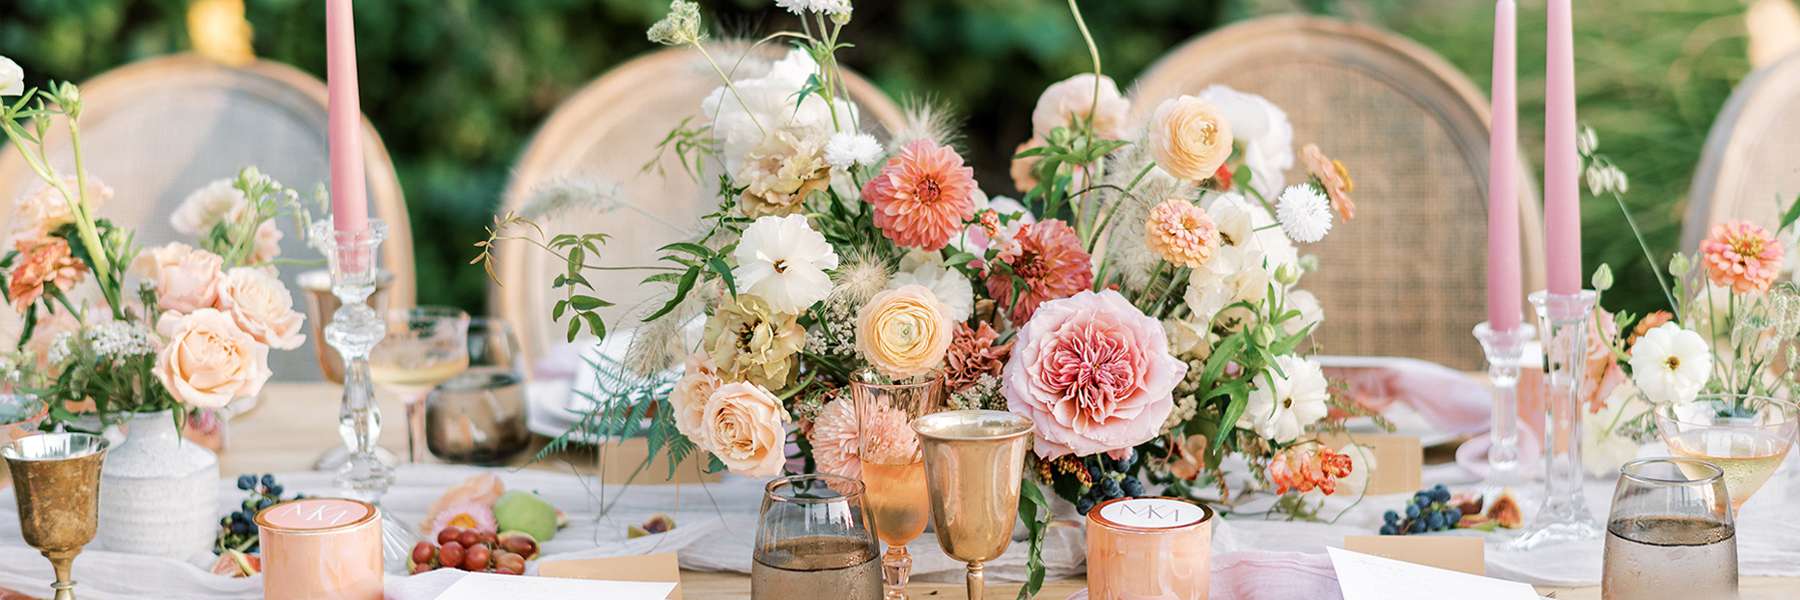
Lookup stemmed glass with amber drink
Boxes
[1655,394,1797,512]
[369,306,470,463]
[850,374,942,600]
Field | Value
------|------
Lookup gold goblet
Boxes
[912,410,1032,600]
[3,433,110,600]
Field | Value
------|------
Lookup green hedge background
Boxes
[0,0,1765,317]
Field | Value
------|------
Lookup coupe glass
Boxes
[1602,457,1737,599]
[1655,394,1797,512]
[369,306,470,463]
[850,375,941,600]
[751,475,883,600]
[424,318,530,464]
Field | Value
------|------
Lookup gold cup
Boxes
[912,410,1033,600]
[3,433,110,600]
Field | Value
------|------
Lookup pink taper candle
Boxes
[327,0,369,233]
[1543,0,1581,294]
[1487,0,1522,331]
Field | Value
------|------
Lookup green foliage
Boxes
[1016,477,1049,600]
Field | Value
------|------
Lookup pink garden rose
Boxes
[132,242,225,313]
[214,267,305,350]
[153,308,273,409]
[1002,290,1187,458]
[702,381,791,476]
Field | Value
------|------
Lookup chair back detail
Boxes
[1683,50,1800,252]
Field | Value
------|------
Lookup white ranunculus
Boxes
[1196,85,1293,199]
[701,49,858,176]
[889,250,973,322]
[1163,316,1212,359]
[1236,355,1330,443]
[732,214,839,314]
[0,56,22,96]
[1184,244,1270,331]
[1627,323,1711,406]
[1282,289,1324,336]
[1205,192,1298,275]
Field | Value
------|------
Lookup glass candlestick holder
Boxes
[1473,321,1534,489]
[1510,289,1601,550]
[308,219,417,570]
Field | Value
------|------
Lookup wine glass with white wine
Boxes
[1655,394,1798,512]
[369,306,470,463]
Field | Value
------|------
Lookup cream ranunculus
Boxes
[668,352,722,447]
[153,308,273,409]
[702,381,791,476]
[214,267,305,350]
[856,284,954,380]
[703,295,806,389]
[132,242,226,313]
[1030,74,1131,140]
[1147,96,1233,182]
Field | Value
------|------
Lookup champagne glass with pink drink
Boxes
[851,374,942,600]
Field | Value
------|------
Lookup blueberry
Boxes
[1446,508,1463,525]
[257,498,274,510]
[1120,476,1144,498]
[1076,497,1096,515]
[1379,524,1397,535]
[260,474,276,489]
[1383,510,1399,525]
[1086,462,1103,481]
[1408,519,1425,533]
[1425,512,1444,530]
[229,521,248,536]
[235,475,255,490]
[1412,493,1431,507]
[268,484,285,497]
[1405,504,1420,519]
[1100,477,1123,499]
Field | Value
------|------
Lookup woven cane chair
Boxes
[1130,16,1547,370]
[494,46,906,367]
[1682,50,1800,251]
[0,53,415,381]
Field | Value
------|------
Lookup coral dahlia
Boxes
[862,140,978,251]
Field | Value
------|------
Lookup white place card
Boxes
[1328,547,1543,600]
[434,571,678,600]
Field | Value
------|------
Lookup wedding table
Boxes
[3,382,1798,599]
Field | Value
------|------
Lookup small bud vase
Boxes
[97,409,219,560]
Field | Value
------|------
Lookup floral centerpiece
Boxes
[481,1,1373,592]
[0,57,312,558]
[1571,128,1800,475]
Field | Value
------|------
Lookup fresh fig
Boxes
[497,531,540,560]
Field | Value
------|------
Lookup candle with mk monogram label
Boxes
[257,498,383,600]
[1086,497,1214,599]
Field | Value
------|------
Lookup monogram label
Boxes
[262,498,371,530]
[1099,498,1205,529]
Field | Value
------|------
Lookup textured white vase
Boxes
[97,410,219,560]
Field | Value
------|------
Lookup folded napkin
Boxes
[1066,551,1342,600]
[1317,355,1492,437]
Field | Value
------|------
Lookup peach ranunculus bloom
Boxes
[668,352,723,448]
[1030,74,1131,140]
[855,284,954,381]
[153,308,273,409]
[702,381,791,476]
[132,242,226,314]
[9,177,112,242]
[214,267,305,350]
[8,236,87,313]
[1147,96,1234,182]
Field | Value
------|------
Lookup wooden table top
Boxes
[228,383,1799,599]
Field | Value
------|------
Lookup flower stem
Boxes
[691,42,765,136]
[1066,0,1102,120]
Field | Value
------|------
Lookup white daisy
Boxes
[825,132,883,171]
[1275,184,1332,243]
[1236,355,1330,443]
[1627,323,1711,406]
[0,56,22,96]
[732,214,839,314]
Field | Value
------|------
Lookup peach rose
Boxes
[702,382,790,476]
[668,352,722,447]
[1147,96,1233,181]
[1031,74,1131,140]
[153,308,273,409]
[9,177,111,242]
[132,242,225,313]
[249,220,283,264]
[215,267,305,350]
[855,284,953,380]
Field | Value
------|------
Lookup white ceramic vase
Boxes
[97,410,219,560]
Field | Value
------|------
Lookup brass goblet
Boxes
[912,410,1033,600]
[3,433,110,600]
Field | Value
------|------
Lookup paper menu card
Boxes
[1328,547,1542,600]
[1342,535,1483,575]
[537,552,685,599]
[434,571,677,600]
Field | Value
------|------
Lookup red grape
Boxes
[437,527,462,546]
[410,541,437,566]
[463,543,491,571]
[494,552,525,574]
[457,529,480,548]
[438,541,465,570]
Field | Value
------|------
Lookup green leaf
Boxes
[659,241,711,258]
[707,256,737,296]
[1016,477,1049,600]
[1211,386,1250,459]
[1782,194,1800,234]
[569,295,612,310]
[643,267,700,321]
[565,317,581,343]
[552,299,569,321]
[582,312,607,339]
